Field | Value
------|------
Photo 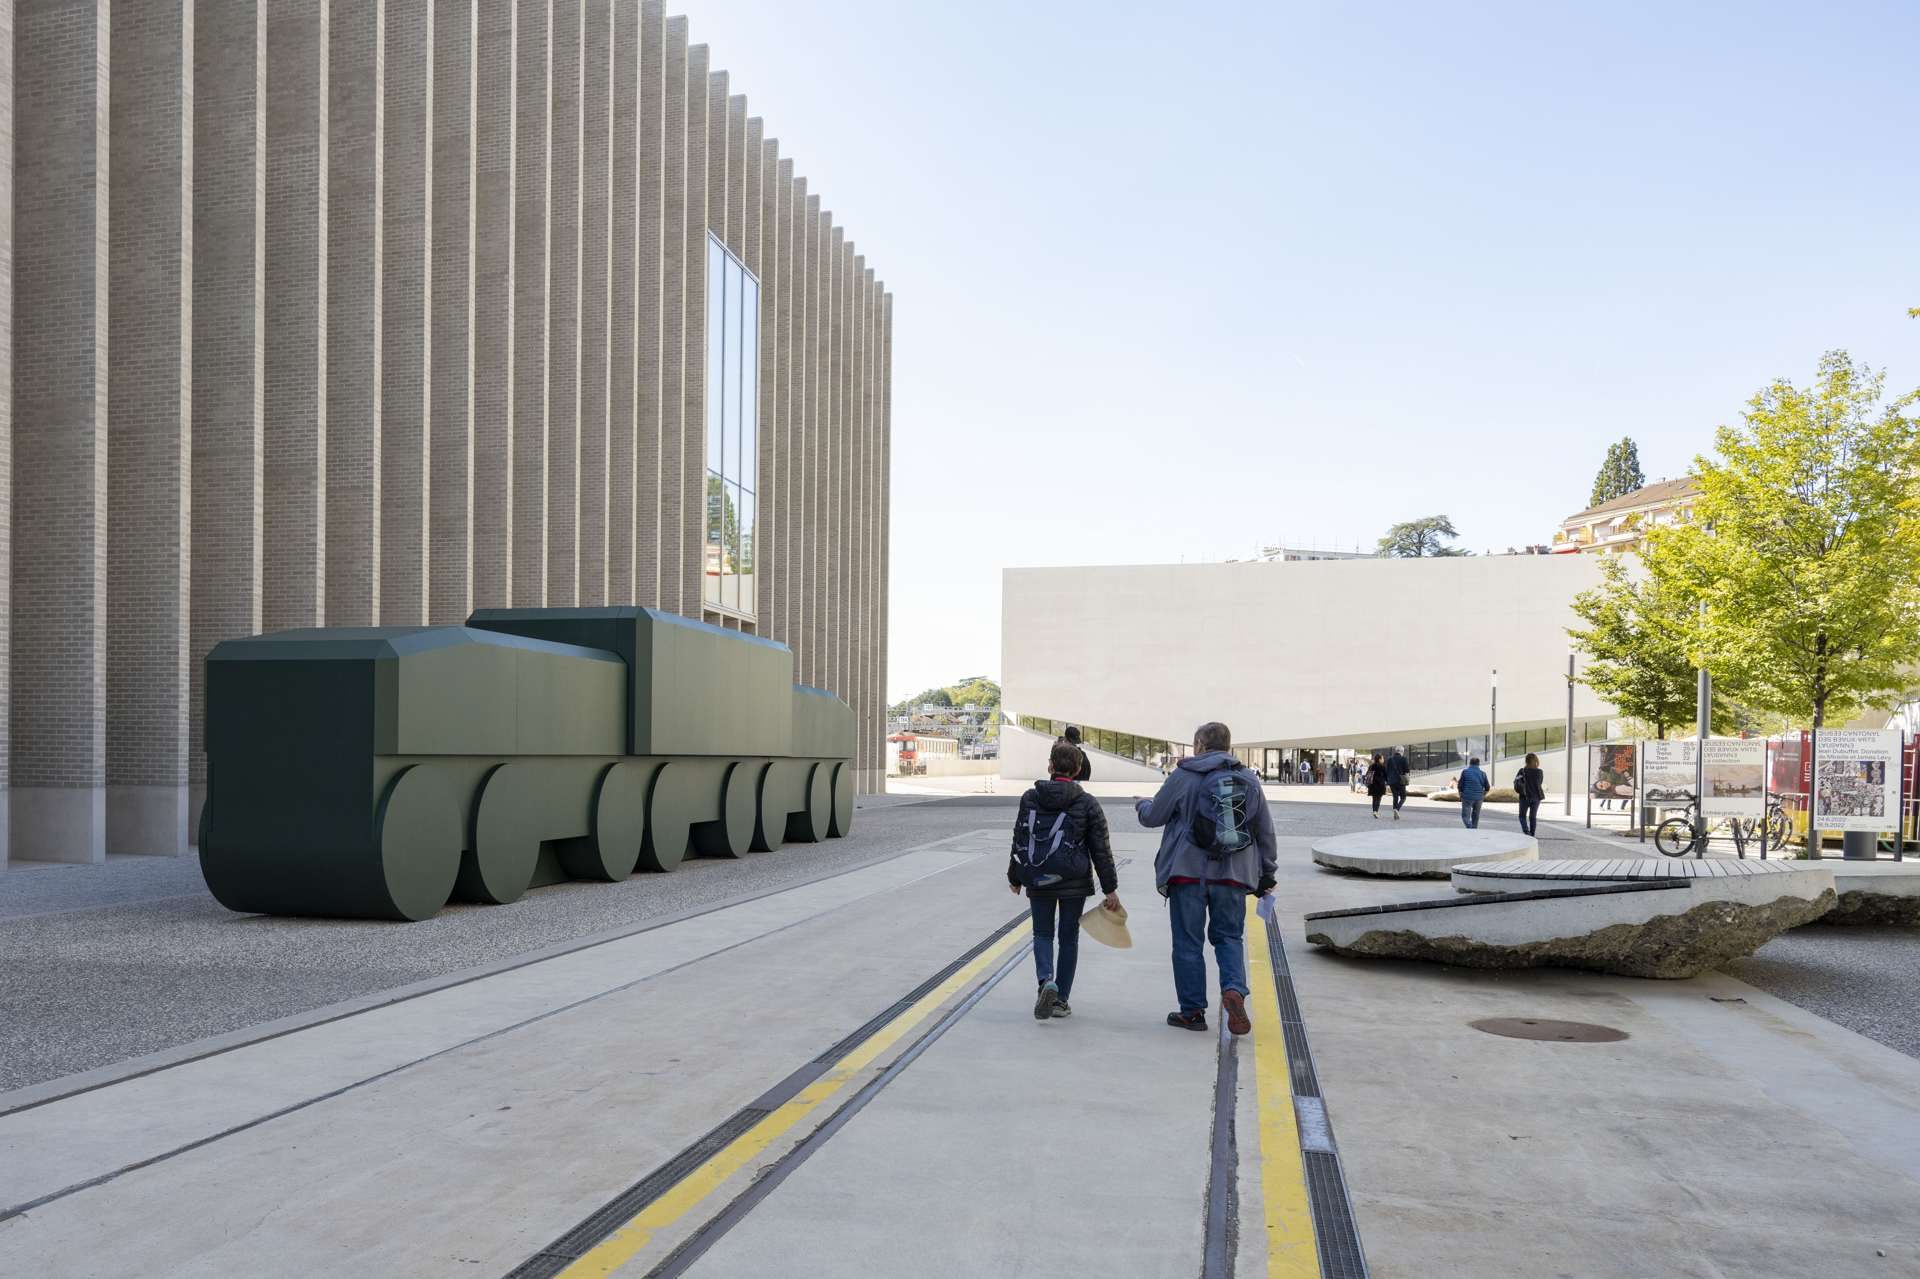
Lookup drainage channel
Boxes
[1257,905,1370,1279]
[506,912,1032,1278]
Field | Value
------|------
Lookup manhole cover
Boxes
[1470,1017,1628,1043]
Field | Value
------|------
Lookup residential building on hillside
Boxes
[1552,477,1701,555]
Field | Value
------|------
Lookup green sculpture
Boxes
[200,608,857,920]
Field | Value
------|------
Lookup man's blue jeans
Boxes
[1461,798,1483,829]
[1030,896,1084,998]
[1168,881,1248,1015]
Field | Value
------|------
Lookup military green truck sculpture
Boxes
[200,607,857,920]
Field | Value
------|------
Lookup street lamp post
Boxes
[1564,653,1576,816]
[1489,669,1499,787]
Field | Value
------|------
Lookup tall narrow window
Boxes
[704,233,759,618]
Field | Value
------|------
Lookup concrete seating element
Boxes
[1451,858,1816,894]
[1820,861,1920,925]
[1311,828,1537,878]
[1305,866,1837,978]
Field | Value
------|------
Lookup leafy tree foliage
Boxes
[1377,514,1469,558]
[1618,351,1920,727]
[1589,438,1648,507]
[1569,557,1698,738]
[888,678,1001,719]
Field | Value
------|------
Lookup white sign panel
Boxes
[1701,738,1767,818]
[1812,729,1902,832]
[1639,739,1697,806]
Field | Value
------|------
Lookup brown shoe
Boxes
[1222,989,1251,1036]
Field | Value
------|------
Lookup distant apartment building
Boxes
[1552,478,1702,555]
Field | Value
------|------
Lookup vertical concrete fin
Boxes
[680,41,709,617]
[13,0,109,862]
[108,0,192,853]
[471,0,514,609]
[191,0,267,827]
[659,19,688,615]
[428,0,477,623]
[510,0,549,606]
[544,0,581,605]
[605,0,639,606]
[264,0,328,631]
[382,0,433,626]
[633,0,665,608]
[0,0,14,859]
[326,0,384,627]
[576,0,613,606]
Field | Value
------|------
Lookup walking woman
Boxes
[1364,752,1388,818]
[1516,752,1546,836]
[1008,741,1121,1020]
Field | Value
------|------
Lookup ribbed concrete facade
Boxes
[2,0,892,866]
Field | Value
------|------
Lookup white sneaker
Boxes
[1393,810,1400,821]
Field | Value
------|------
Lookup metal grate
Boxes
[1303,1151,1370,1279]
[1264,919,1370,1279]
[505,911,1028,1278]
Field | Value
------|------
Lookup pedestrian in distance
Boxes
[1137,722,1279,1037]
[1055,725,1093,782]
[1385,748,1411,820]
[1010,741,1121,1021]
[1364,753,1388,818]
[1515,752,1546,836]
[1458,756,1491,829]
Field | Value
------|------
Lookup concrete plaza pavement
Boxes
[4,800,1919,1277]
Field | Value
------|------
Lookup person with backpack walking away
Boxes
[1515,752,1546,836]
[1055,725,1093,782]
[1010,741,1121,1020]
[1136,722,1278,1036]
[1458,756,1491,829]
[1385,748,1411,820]
[1364,753,1388,818]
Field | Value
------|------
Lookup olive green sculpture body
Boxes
[201,608,857,920]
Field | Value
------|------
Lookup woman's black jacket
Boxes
[1364,763,1387,797]
[1516,767,1546,803]
[1007,780,1117,899]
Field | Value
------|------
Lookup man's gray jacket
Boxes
[1136,751,1278,893]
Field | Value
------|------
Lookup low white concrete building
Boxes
[1001,555,1615,787]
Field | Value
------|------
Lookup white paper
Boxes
[1639,739,1697,806]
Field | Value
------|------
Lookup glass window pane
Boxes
[722,482,743,611]
[706,238,726,476]
[703,471,724,606]
[735,487,756,617]
[721,261,744,480]
[739,277,759,492]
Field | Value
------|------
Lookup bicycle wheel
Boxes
[1654,817,1696,858]
[1765,807,1790,849]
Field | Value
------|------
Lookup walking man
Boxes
[1458,756,1491,829]
[1054,725,1093,782]
[1385,748,1411,820]
[1137,722,1278,1036]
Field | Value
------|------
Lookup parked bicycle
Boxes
[1653,799,1783,858]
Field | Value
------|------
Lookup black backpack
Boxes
[1191,769,1254,860]
[1013,800,1091,890]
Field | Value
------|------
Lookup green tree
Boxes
[1651,350,1920,727]
[1377,514,1469,557]
[1589,437,1647,507]
[1568,557,1699,738]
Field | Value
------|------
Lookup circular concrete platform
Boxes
[1451,857,1817,895]
[1311,827,1537,878]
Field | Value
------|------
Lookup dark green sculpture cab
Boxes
[201,608,858,920]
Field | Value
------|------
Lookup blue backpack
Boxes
[1013,802,1091,890]
[1191,769,1254,860]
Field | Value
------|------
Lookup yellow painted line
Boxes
[556,926,1028,1278]
[1247,911,1320,1279]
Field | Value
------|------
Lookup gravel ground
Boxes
[7,793,1911,1091]
[0,795,1004,1093]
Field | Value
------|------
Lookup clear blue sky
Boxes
[686,0,1920,702]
